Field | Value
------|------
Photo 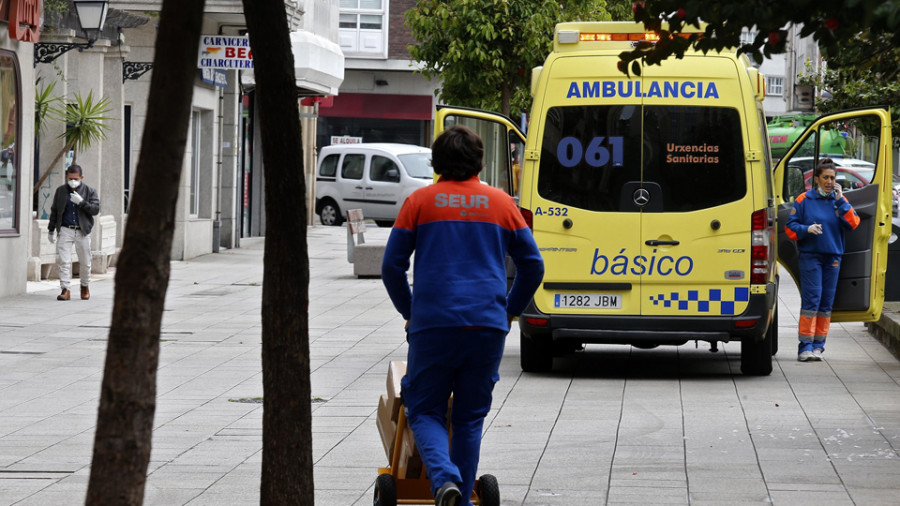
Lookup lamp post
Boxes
[34,0,109,66]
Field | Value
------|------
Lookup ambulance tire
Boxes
[520,332,553,372]
[478,474,500,506]
[374,473,397,506]
[740,330,773,376]
[375,220,395,228]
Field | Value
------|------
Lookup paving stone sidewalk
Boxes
[1,225,898,505]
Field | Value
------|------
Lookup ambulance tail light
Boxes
[524,317,548,327]
[520,207,534,230]
[750,209,770,284]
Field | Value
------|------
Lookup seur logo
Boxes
[434,193,489,209]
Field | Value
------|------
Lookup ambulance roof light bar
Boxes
[558,30,662,44]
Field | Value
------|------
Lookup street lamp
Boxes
[34,0,110,66]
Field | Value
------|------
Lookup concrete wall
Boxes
[0,32,37,297]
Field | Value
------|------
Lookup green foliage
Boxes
[798,33,900,134]
[406,0,623,116]
[43,0,69,16]
[60,90,112,153]
[33,90,114,194]
[34,79,63,137]
[624,0,900,73]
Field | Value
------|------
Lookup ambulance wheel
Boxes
[374,220,394,228]
[373,473,397,506]
[520,332,553,372]
[319,199,343,226]
[740,331,773,376]
[478,474,500,506]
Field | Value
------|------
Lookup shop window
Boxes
[0,52,19,236]
[339,0,386,57]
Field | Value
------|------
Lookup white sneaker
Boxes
[811,348,824,360]
[798,350,814,362]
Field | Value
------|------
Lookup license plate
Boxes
[554,293,622,309]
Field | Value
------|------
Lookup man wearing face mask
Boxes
[47,165,101,301]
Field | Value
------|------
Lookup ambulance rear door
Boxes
[637,56,758,319]
[774,108,893,322]
[526,56,645,319]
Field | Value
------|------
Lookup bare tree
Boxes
[241,1,313,504]
[85,0,206,504]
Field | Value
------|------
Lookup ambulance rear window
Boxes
[538,105,746,212]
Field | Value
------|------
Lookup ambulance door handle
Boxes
[645,240,679,246]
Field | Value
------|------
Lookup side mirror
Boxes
[386,168,400,182]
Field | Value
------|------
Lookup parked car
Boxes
[789,156,874,174]
[315,143,432,227]
[802,166,873,191]
[798,160,898,217]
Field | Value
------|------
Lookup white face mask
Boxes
[67,179,81,189]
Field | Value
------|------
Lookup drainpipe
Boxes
[213,85,224,252]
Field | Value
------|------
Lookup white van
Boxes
[315,143,433,227]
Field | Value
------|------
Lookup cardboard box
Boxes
[376,394,397,461]
[397,426,423,479]
[386,360,406,421]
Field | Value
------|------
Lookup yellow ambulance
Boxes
[436,21,893,375]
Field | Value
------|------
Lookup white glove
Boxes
[48,231,56,243]
[70,192,83,205]
[808,223,823,235]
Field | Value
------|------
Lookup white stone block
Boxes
[26,257,41,282]
[94,214,117,256]
[353,243,386,278]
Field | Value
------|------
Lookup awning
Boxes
[318,93,433,121]
[241,30,344,95]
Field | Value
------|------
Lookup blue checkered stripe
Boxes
[650,287,750,315]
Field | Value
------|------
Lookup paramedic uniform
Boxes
[382,176,544,503]
[785,188,860,352]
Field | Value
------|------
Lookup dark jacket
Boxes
[48,182,101,235]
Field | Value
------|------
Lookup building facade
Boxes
[316,0,439,148]
[0,0,343,297]
[0,0,39,297]
[741,27,821,118]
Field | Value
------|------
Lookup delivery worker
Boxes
[382,125,544,506]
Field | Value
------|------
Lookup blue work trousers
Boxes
[798,252,841,351]
[401,327,506,505]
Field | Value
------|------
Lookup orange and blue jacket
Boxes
[785,189,860,255]
[382,176,544,333]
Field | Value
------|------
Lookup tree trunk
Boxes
[241,1,313,504]
[85,1,206,504]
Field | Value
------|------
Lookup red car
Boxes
[802,165,900,217]
[802,166,874,191]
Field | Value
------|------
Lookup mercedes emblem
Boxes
[633,188,650,207]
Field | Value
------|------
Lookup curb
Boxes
[867,301,900,360]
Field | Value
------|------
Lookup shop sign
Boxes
[200,68,228,88]
[6,0,42,42]
[331,136,363,145]
[198,35,253,70]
